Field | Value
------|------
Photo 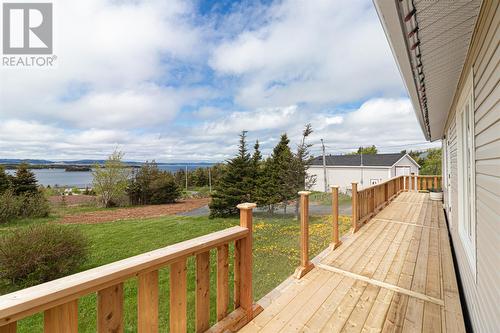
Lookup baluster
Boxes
[371,188,375,215]
[196,252,210,332]
[216,244,229,320]
[44,301,78,333]
[351,182,359,232]
[98,283,123,333]
[0,323,16,333]
[138,271,159,333]
[170,259,187,333]
[330,186,342,249]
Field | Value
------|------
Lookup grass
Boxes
[309,191,351,206]
[0,209,351,332]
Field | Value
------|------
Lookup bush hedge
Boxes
[0,224,88,287]
[0,190,50,224]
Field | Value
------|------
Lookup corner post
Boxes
[351,182,359,233]
[330,186,342,249]
[236,203,259,320]
[294,191,314,279]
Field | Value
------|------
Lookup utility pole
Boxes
[321,139,328,192]
[185,165,188,191]
[208,167,212,193]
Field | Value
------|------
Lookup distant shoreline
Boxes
[0,162,215,170]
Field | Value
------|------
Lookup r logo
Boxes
[2,3,53,54]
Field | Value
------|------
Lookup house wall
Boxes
[390,155,419,177]
[442,1,499,332]
[308,166,390,192]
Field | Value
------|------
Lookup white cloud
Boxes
[0,0,207,128]
[0,1,437,162]
[0,98,439,161]
[210,0,404,108]
[201,105,298,135]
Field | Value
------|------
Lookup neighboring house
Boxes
[375,0,499,332]
[308,153,419,192]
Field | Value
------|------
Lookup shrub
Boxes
[0,224,88,287]
[0,190,50,224]
[150,173,181,204]
[128,162,181,205]
[0,190,21,223]
[18,192,51,218]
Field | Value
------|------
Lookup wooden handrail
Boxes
[0,213,261,332]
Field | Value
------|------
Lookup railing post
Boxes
[294,191,315,279]
[330,186,342,250]
[236,203,258,320]
[351,182,359,233]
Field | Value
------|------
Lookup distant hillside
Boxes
[0,159,215,167]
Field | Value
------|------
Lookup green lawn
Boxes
[309,191,351,206]
[0,211,351,332]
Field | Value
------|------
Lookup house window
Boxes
[457,71,476,278]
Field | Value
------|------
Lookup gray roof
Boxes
[311,153,406,167]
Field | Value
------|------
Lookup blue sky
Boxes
[0,0,439,162]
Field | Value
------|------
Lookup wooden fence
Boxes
[0,204,261,333]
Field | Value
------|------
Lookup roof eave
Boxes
[373,0,431,141]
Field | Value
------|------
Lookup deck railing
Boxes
[292,174,443,281]
[403,175,442,191]
[351,175,405,232]
[0,203,261,333]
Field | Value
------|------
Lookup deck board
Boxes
[239,192,465,333]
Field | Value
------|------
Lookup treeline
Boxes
[403,148,442,175]
[209,124,316,218]
[0,164,50,223]
[171,164,225,189]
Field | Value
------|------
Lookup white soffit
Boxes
[374,0,482,141]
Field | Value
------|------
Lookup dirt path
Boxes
[59,198,210,224]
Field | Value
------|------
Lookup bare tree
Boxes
[92,150,130,207]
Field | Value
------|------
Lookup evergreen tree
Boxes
[255,157,279,212]
[0,166,11,194]
[209,131,253,217]
[272,134,296,213]
[11,163,38,195]
[256,134,296,213]
[292,124,316,217]
[250,140,263,202]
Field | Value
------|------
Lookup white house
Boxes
[308,153,419,192]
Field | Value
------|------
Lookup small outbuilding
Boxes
[307,153,419,192]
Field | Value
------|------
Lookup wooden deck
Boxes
[240,192,465,333]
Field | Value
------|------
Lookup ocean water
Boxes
[5,164,209,188]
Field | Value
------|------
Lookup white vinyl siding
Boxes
[443,2,500,332]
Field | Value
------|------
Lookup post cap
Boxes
[330,185,339,189]
[298,191,311,196]
[236,203,257,210]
